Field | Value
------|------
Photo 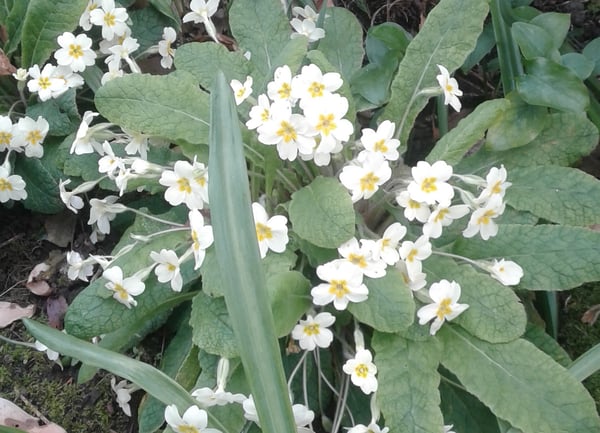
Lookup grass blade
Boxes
[569,342,600,382]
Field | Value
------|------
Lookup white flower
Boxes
[444,424,456,433]
[105,36,140,73]
[292,5,319,21]
[338,238,386,279]
[13,116,48,158]
[242,395,314,428]
[191,387,246,407]
[70,111,110,155]
[422,204,470,239]
[158,27,177,69]
[89,0,129,40]
[150,249,183,292]
[267,65,294,103]
[59,179,85,213]
[51,65,84,95]
[80,0,102,31]
[358,120,401,161]
[101,59,124,84]
[34,340,61,362]
[98,141,125,177]
[407,160,454,207]
[54,32,96,72]
[110,377,138,417]
[88,195,126,234]
[103,266,145,308]
[487,259,523,286]
[66,251,94,281]
[189,209,214,270]
[27,64,65,101]
[417,279,469,335]
[343,349,378,394]
[246,94,272,130]
[160,160,208,210]
[369,222,406,266]
[311,259,369,310]
[339,153,391,202]
[291,312,335,350]
[396,259,427,292]
[230,76,253,105]
[436,65,463,112]
[242,395,260,424]
[399,235,432,280]
[182,0,220,43]
[290,17,325,42]
[252,202,288,258]
[164,404,222,433]
[0,165,27,203]
[475,165,511,204]
[348,423,389,433]
[0,116,16,152]
[291,64,342,108]
[396,190,431,223]
[121,128,149,159]
[12,68,29,82]
[462,195,505,240]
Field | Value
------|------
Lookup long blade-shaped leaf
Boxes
[207,72,296,433]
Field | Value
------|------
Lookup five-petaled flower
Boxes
[436,64,463,112]
[0,165,27,203]
[343,348,378,394]
[291,312,336,350]
[54,32,97,72]
[164,404,222,433]
[251,202,289,258]
[150,249,183,292]
[407,160,454,207]
[311,259,369,310]
[417,279,469,335]
[103,266,145,308]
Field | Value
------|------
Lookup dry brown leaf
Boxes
[0,302,35,328]
[44,211,76,247]
[581,304,600,326]
[26,262,53,296]
[0,49,16,76]
[0,398,66,433]
[46,296,68,329]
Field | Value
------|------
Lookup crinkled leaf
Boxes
[372,331,444,433]
[440,327,600,433]
[424,255,526,343]
[190,291,238,358]
[129,6,174,53]
[26,89,80,136]
[268,271,311,337]
[20,0,88,67]
[453,224,600,291]
[348,268,415,333]
[288,176,355,249]
[507,166,600,226]
[95,71,210,144]
[523,324,571,368]
[381,0,488,145]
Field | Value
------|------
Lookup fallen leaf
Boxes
[581,304,600,326]
[44,211,76,247]
[0,302,35,328]
[46,296,68,329]
[25,280,53,296]
[26,262,54,296]
[27,263,50,283]
[0,398,66,433]
[0,49,16,76]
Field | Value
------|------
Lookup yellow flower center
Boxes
[0,178,13,191]
[406,248,417,263]
[328,279,349,298]
[303,323,320,336]
[373,139,388,153]
[276,121,297,143]
[348,253,367,268]
[491,180,502,195]
[114,284,129,301]
[308,81,324,97]
[420,177,437,193]
[408,199,421,209]
[477,210,496,225]
[256,223,272,241]
[38,77,51,90]
[0,132,12,146]
[195,175,206,187]
[360,172,379,192]
[192,230,200,250]
[177,426,199,433]
[445,83,454,93]
[167,263,176,272]
[278,83,291,99]
[260,109,269,122]
[436,298,453,320]
[354,363,369,378]
[236,88,246,98]
[69,44,83,59]
[177,178,191,193]
[316,113,336,136]
[26,130,43,145]
[381,238,389,248]
[104,12,116,27]
[434,208,449,222]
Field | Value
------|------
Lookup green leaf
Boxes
[507,166,600,226]
[190,291,238,358]
[129,6,174,54]
[523,324,571,368]
[457,112,599,173]
[268,271,311,337]
[20,0,88,67]
[2,0,28,55]
[229,0,291,79]
[569,342,600,382]
[148,0,180,31]
[427,98,510,165]
[318,7,364,81]
[462,23,495,72]
[26,89,80,136]
[259,36,309,94]
[288,176,355,249]
[530,12,570,52]
[517,58,589,112]
[453,224,600,291]
[440,327,600,433]
[174,42,253,91]
[350,57,397,106]
[372,331,444,433]
[560,53,594,80]
[381,0,489,146]
[424,255,526,343]
[485,96,548,151]
[348,268,415,333]
[582,37,600,76]
[365,22,411,65]
[95,72,210,144]
[511,22,556,60]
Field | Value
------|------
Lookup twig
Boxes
[14,387,52,425]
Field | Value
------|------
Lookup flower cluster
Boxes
[290,5,325,42]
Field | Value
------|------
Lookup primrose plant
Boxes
[4,0,600,433]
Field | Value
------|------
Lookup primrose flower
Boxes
[422,204,470,239]
[486,259,523,286]
[242,395,260,424]
[251,202,289,258]
[343,349,378,394]
[0,166,27,203]
[160,160,207,210]
[70,111,109,155]
[369,222,407,266]
[444,424,456,433]
[339,153,392,202]
[158,27,177,69]
[98,141,125,177]
[242,395,314,428]
[0,116,16,152]
[267,65,294,103]
[182,0,219,43]
[417,279,469,335]
[59,178,100,213]
[399,235,432,280]
[88,195,126,234]
[54,32,96,72]
[476,165,511,204]
[246,94,272,130]
[348,423,389,433]
[359,120,401,161]
[110,377,138,417]
[189,209,214,270]
[230,76,253,105]
[192,358,245,407]
[291,312,336,350]
[15,116,48,158]
[292,5,319,21]
[290,17,325,42]
[396,259,427,292]
[164,404,222,433]
[103,266,145,308]
[51,66,84,96]
[462,195,505,240]
[34,340,60,362]
[101,57,124,84]
[66,251,95,281]
[12,68,28,82]
[396,190,431,223]
[89,0,129,40]
[105,36,141,73]
[291,64,343,108]
[27,64,64,101]
[79,0,102,31]
[436,65,463,112]
[151,249,183,292]
[311,259,369,310]
[407,160,454,207]
[338,237,387,279]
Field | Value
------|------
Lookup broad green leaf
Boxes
[530,12,570,52]
[372,332,444,433]
[174,42,253,91]
[485,96,548,151]
[2,0,28,55]
[129,6,174,53]
[523,324,571,368]
[424,255,526,343]
[348,268,415,333]
[561,53,594,80]
[381,0,488,145]
[259,36,309,94]
[511,22,555,60]
[318,7,364,81]
[440,327,600,433]
[350,57,397,106]
[365,22,411,65]
[457,112,598,173]
[26,89,80,136]
[20,0,88,67]
[427,98,510,164]
[268,271,311,337]
[229,0,291,78]
[507,166,600,226]
[517,58,589,112]
[148,0,180,31]
[190,291,238,358]
[453,224,600,291]
[95,72,210,144]
[582,37,600,75]
[288,176,355,249]
[462,23,495,72]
